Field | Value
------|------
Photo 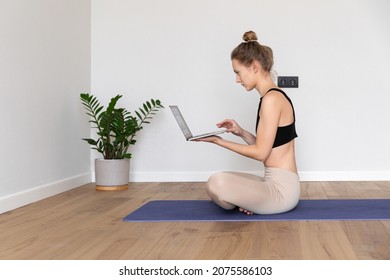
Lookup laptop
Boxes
[169,105,226,141]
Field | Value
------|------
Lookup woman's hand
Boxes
[193,136,222,144]
[216,119,244,136]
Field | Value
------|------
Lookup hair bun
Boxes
[243,31,258,42]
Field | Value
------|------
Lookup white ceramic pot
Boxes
[95,158,130,191]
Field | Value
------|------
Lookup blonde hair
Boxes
[231,31,274,73]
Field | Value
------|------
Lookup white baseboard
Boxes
[124,170,390,182]
[0,173,91,214]
[298,170,390,181]
[129,171,217,182]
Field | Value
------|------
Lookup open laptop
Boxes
[169,105,226,141]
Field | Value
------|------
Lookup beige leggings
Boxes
[206,167,300,215]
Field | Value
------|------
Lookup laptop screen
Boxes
[169,105,193,139]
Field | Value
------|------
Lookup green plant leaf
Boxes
[135,111,142,120]
[123,153,132,159]
[82,138,97,145]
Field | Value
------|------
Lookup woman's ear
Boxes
[251,61,261,73]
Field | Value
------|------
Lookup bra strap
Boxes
[263,88,296,120]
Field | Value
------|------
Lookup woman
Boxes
[197,31,300,215]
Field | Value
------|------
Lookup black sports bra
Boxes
[256,88,298,148]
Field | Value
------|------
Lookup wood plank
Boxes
[249,222,302,259]
[299,221,358,259]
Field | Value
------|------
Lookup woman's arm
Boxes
[198,94,281,162]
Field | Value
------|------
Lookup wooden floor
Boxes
[0,181,389,260]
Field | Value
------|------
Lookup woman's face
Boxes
[232,59,257,91]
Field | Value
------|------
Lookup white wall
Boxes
[91,0,390,182]
[0,0,91,213]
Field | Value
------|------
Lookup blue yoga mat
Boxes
[123,199,390,222]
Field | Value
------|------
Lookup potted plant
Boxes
[80,93,164,191]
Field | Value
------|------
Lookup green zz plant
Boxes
[80,93,164,159]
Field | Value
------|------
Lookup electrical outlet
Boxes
[277,76,299,88]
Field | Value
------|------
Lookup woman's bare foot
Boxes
[239,208,254,215]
